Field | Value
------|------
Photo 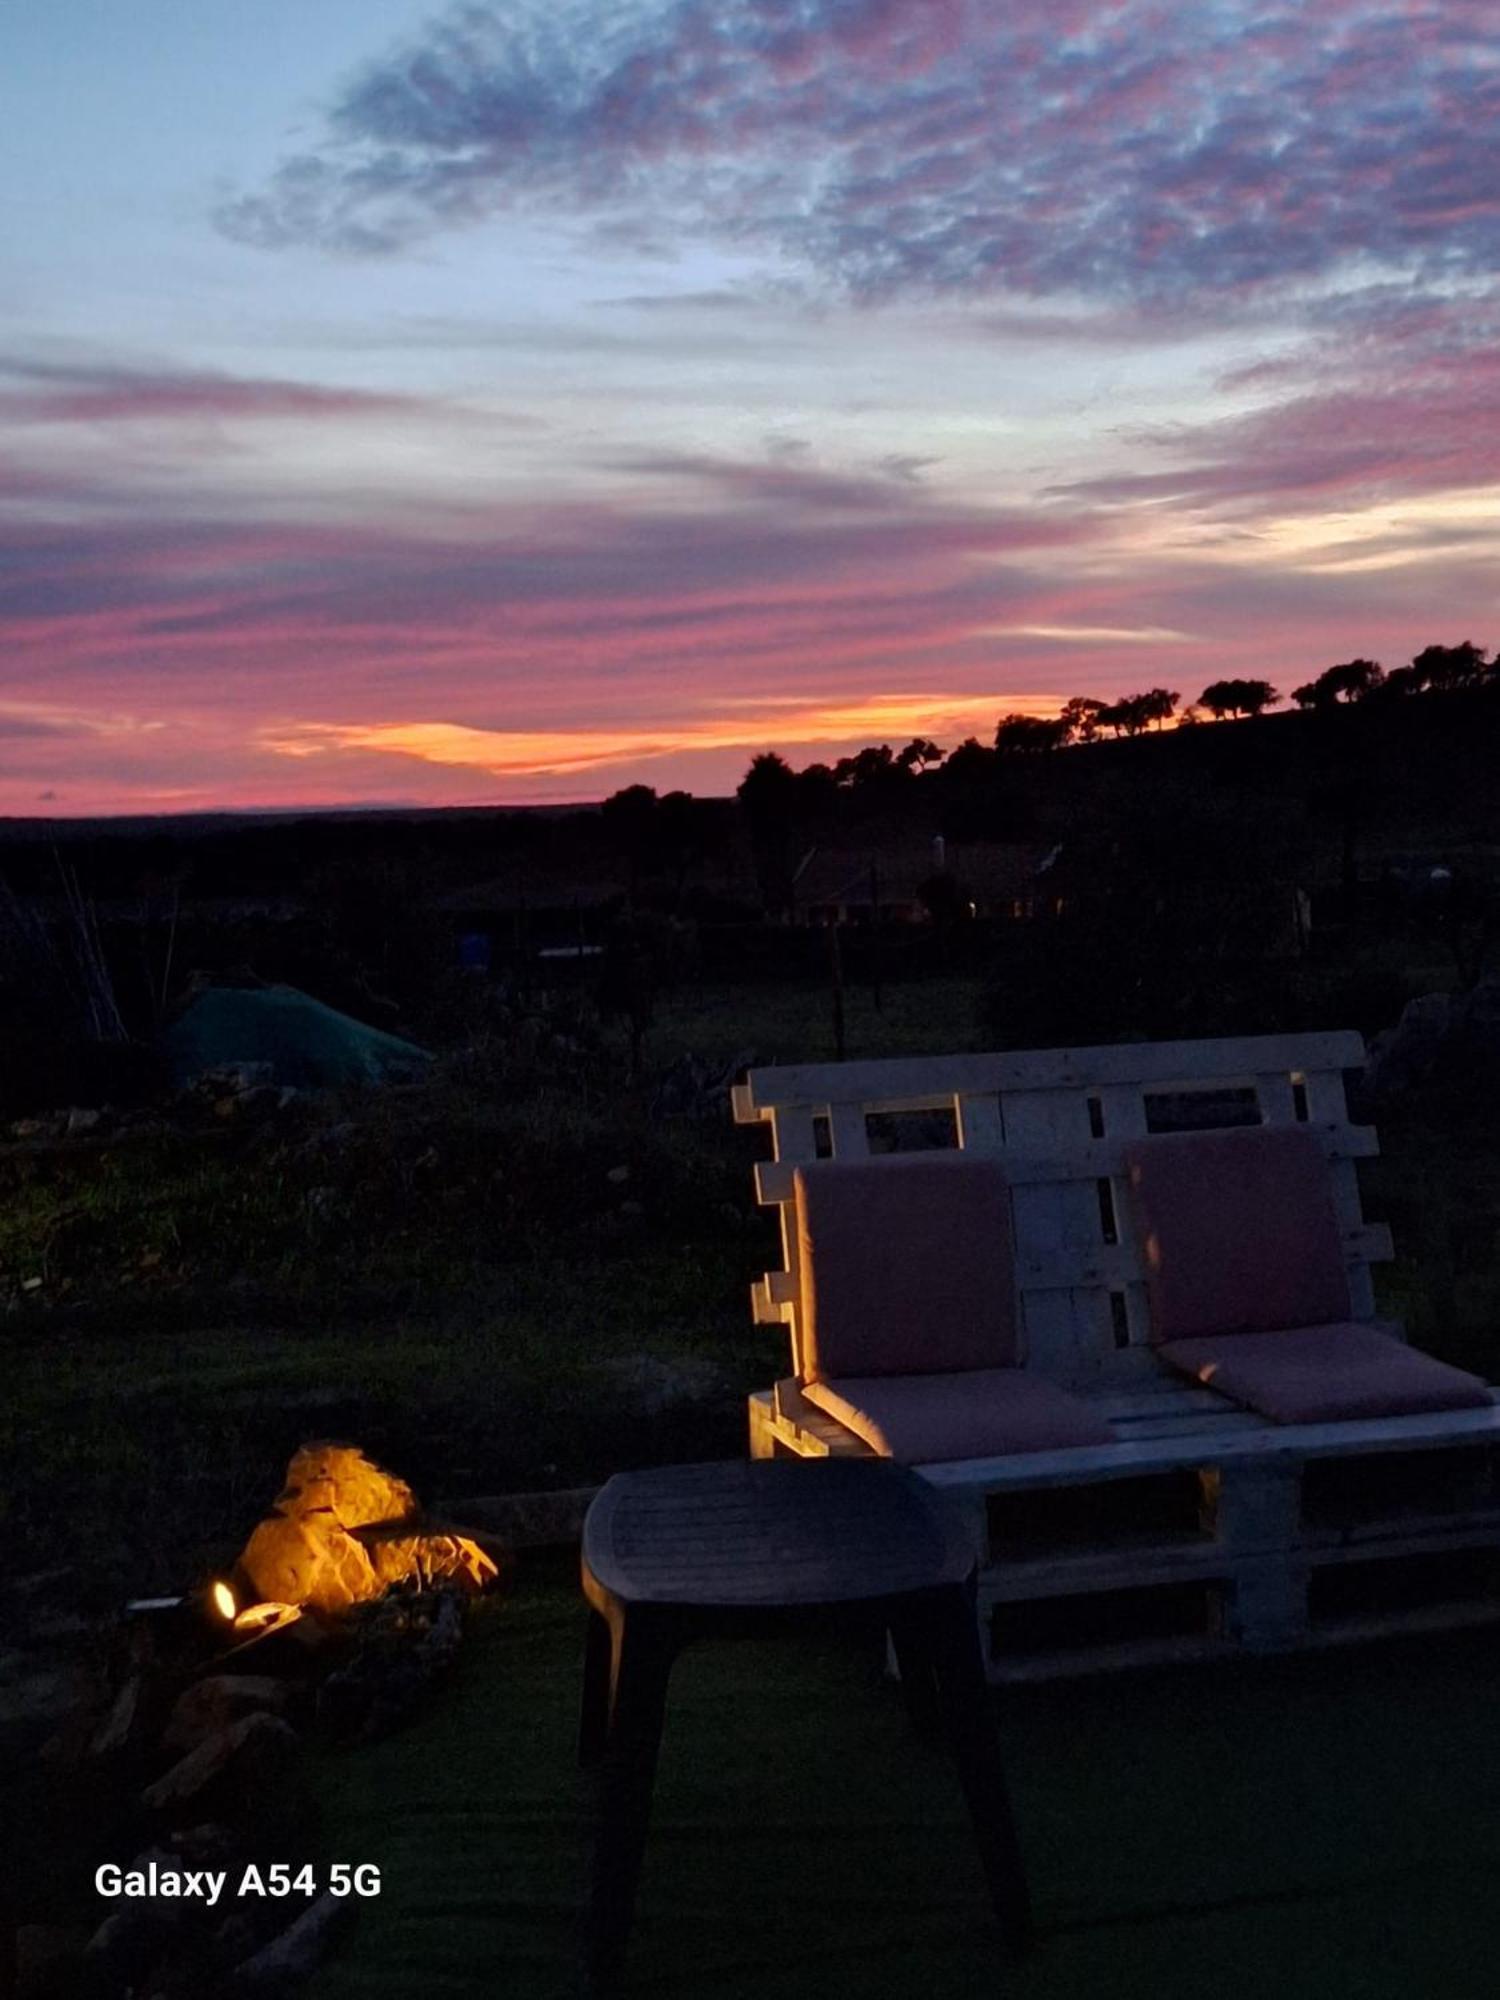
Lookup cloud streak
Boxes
[1060,294,1500,514]
[220,0,1500,315]
[0,356,429,427]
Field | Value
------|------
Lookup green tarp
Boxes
[161,984,431,1090]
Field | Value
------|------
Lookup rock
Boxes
[1462,974,1500,1046]
[238,1513,379,1616]
[1365,980,1500,1099]
[193,1062,274,1097]
[162,1675,292,1755]
[14,1923,91,2000]
[142,1711,303,1828]
[319,1589,465,1743]
[362,1529,499,1593]
[88,1673,146,1756]
[235,1443,422,1614]
[278,1442,418,1530]
[211,1910,269,1969]
[0,1649,94,1732]
[606,1163,631,1184]
[86,1903,185,1987]
[1364,991,1452,1097]
[12,1566,79,1601]
[25,1608,93,1644]
[167,1820,242,1872]
[230,1889,352,1992]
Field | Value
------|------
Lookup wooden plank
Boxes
[1094,1084,1147,1141]
[1227,1550,1310,1649]
[771,1378,872,1457]
[955,1092,1005,1155]
[753,1127,1377,1204]
[1253,1069,1298,1125]
[826,1102,870,1160]
[918,1394,1500,1493]
[1300,1067,1356,1125]
[1089,1385,1236,1420]
[1105,1409,1266,1442]
[1013,1218,1391,1291]
[1003,1090,1100,1376]
[1300,1515,1500,1558]
[998,1124,1379,1181]
[751,1271,796,1323]
[769,1106,819,1164]
[1211,1459,1303,1551]
[748,1391,1500,1491]
[747,1390,778,1459]
[750,1277,786,1326]
[978,1540,1234,1603]
[1297,1602,1500,1651]
[763,1110,815,1371]
[741,1031,1368,1113]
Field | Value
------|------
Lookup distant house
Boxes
[436,871,629,964]
[791,837,1062,926]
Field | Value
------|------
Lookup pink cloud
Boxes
[220,0,1500,319]
[1061,297,1500,514]
[0,359,431,427]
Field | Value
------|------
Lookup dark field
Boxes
[5,699,1500,1996]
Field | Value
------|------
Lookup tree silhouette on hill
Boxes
[995,713,1069,753]
[1101,687,1179,734]
[1060,696,1107,742]
[1292,659,1384,709]
[1199,678,1279,719]
[736,752,802,916]
[1409,642,1489,691]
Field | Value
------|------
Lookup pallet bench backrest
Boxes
[733,1031,1390,1387]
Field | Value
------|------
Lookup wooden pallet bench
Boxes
[733,1031,1500,1679]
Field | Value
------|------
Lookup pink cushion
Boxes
[1159,1322,1491,1424]
[794,1155,1019,1380]
[802,1369,1114,1464]
[1125,1125,1353,1341]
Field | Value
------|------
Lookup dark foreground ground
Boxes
[307,1558,1500,2000]
[6,968,1500,1996]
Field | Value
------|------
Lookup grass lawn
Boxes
[316,1558,1500,1999]
[651,974,986,1068]
[0,1244,773,1603]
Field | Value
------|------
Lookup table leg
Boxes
[579,1606,613,1768]
[928,1582,1034,1954]
[587,1605,679,1994]
[887,1604,942,1739]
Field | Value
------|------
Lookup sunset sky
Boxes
[5,0,1497,815]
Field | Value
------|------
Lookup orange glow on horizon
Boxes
[260,691,1068,780]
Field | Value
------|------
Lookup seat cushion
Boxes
[802,1368,1114,1464]
[1125,1125,1353,1341]
[1159,1322,1492,1425]
[794,1154,1019,1381]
